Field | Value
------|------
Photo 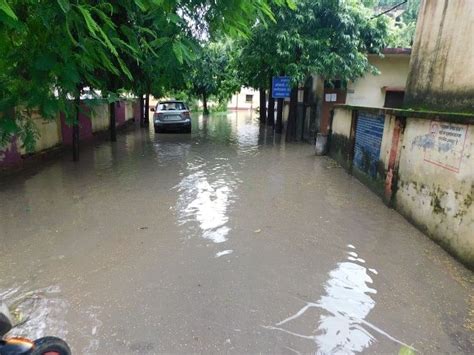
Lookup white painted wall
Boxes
[228,87,259,110]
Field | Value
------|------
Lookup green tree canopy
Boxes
[0,0,290,152]
[187,40,241,114]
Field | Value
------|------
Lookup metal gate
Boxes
[353,111,385,178]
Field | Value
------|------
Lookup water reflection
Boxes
[1,284,103,354]
[174,112,261,246]
[265,245,414,353]
[215,250,233,258]
[175,159,237,244]
[1,285,69,340]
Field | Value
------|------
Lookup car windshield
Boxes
[158,102,186,111]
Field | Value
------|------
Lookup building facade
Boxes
[404,0,474,113]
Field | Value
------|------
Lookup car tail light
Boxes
[183,111,190,118]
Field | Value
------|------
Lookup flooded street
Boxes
[0,112,472,354]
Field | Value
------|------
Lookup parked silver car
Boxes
[151,100,192,133]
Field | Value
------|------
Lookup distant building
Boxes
[314,48,411,136]
[227,87,259,111]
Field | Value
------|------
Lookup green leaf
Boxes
[168,13,183,25]
[0,0,17,20]
[134,0,147,11]
[76,6,118,56]
[117,56,133,81]
[34,54,57,71]
[286,0,297,11]
[57,0,71,13]
[150,37,169,47]
[172,41,184,64]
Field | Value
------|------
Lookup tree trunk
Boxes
[259,87,267,125]
[267,76,275,126]
[139,94,145,128]
[203,93,209,115]
[286,87,298,142]
[109,101,117,142]
[73,93,80,162]
[276,98,284,134]
[145,92,150,127]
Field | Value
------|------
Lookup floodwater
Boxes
[0,111,472,354]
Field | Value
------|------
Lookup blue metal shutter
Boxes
[353,112,385,178]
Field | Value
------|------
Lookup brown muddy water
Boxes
[0,112,472,354]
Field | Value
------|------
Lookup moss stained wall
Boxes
[329,108,352,168]
[405,0,474,113]
[329,105,474,268]
[395,118,473,267]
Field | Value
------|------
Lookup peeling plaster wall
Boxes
[395,118,473,266]
[379,114,398,170]
[405,0,474,112]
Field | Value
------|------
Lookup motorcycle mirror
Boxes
[0,302,13,337]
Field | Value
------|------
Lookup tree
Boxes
[383,0,421,47]
[236,27,278,125]
[187,41,240,115]
[236,0,389,141]
[365,0,421,47]
[0,0,291,159]
[236,2,296,127]
[0,1,147,160]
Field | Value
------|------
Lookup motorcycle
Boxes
[0,301,71,355]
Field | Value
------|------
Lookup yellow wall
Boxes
[91,103,109,132]
[15,101,132,157]
[17,109,62,155]
[332,108,352,137]
[346,55,410,108]
[125,100,134,120]
[405,0,474,112]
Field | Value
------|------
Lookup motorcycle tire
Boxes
[31,337,71,355]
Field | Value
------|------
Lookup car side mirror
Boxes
[150,107,155,112]
[0,302,13,337]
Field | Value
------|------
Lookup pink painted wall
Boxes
[0,137,21,167]
[115,102,126,126]
[133,100,141,121]
[60,104,93,145]
[1,100,135,168]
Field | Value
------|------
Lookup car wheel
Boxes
[185,126,191,133]
[155,127,162,134]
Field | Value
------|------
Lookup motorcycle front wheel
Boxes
[31,337,71,355]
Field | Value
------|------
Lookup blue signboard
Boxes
[272,76,291,98]
[353,112,385,178]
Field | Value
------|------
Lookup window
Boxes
[324,80,347,89]
[384,91,405,108]
[158,102,186,111]
[245,95,253,103]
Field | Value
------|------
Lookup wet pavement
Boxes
[0,111,473,354]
